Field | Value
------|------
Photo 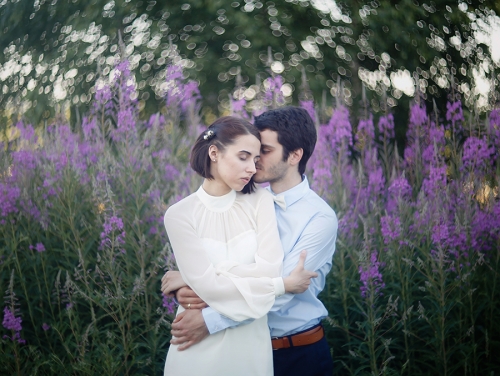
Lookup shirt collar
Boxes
[269,175,310,210]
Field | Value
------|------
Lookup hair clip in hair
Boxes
[203,130,215,141]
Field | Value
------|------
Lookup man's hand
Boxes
[177,286,208,310]
[161,271,187,296]
[170,309,210,350]
[283,250,318,294]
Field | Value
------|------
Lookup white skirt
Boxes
[164,309,272,376]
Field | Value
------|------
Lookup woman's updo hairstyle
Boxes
[190,116,261,194]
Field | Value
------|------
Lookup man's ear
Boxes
[288,148,303,166]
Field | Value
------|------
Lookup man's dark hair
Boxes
[254,106,317,175]
[190,116,261,194]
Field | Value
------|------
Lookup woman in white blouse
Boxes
[162,116,314,376]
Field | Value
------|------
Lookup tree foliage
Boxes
[0,0,499,127]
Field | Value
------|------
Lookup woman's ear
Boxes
[208,145,219,162]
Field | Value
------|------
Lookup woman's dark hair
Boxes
[190,116,261,194]
[254,106,317,175]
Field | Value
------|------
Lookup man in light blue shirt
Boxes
[168,107,338,375]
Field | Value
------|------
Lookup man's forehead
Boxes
[259,129,280,145]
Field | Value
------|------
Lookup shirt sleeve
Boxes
[202,306,248,334]
[270,211,338,311]
[164,195,284,322]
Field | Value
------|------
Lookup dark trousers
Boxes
[273,335,333,376]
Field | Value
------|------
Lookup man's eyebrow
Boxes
[260,144,275,149]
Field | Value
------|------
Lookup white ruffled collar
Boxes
[196,185,236,212]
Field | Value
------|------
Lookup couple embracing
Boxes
[161,106,338,376]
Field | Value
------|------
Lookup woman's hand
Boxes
[161,270,188,296]
[283,250,318,294]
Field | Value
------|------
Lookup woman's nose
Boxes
[247,161,256,174]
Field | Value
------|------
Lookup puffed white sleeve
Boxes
[164,199,283,322]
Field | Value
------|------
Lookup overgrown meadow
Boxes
[1,60,499,375]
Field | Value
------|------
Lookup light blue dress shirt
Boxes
[202,176,338,337]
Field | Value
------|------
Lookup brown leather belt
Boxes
[272,325,324,350]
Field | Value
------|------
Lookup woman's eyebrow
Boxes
[239,150,260,157]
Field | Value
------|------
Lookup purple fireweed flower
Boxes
[0,184,20,218]
[165,64,201,113]
[94,83,113,107]
[91,60,139,143]
[149,189,161,202]
[408,102,428,131]
[468,202,500,253]
[2,307,21,331]
[388,176,412,198]
[378,113,395,141]
[263,75,285,106]
[165,164,180,182]
[367,167,385,198]
[299,100,315,122]
[421,123,446,169]
[100,215,126,252]
[311,123,333,193]
[42,323,50,331]
[380,215,402,244]
[16,121,38,144]
[359,250,385,299]
[182,81,202,113]
[446,101,464,133]
[404,103,429,170]
[462,136,494,173]
[162,294,176,315]
[311,166,333,197]
[338,208,360,239]
[147,113,165,129]
[29,243,46,252]
[329,106,353,156]
[387,176,412,213]
[231,98,248,118]
[12,150,37,171]
[431,221,449,249]
[2,307,25,344]
[20,199,41,221]
[355,116,375,151]
[82,116,102,142]
[421,166,447,199]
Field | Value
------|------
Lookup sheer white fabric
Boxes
[163,186,284,376]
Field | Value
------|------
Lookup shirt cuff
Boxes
[273,277,285,297]
[202,307,225,334]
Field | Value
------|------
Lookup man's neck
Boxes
[270,171,302,194]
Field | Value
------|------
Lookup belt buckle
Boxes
[271,336,281,351]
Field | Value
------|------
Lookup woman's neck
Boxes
[202,179,232,197]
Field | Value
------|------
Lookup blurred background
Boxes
[1,2,500,375]
[1,0,499,140]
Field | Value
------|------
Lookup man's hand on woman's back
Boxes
[283,250,318,294]
[177,286,208,310]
